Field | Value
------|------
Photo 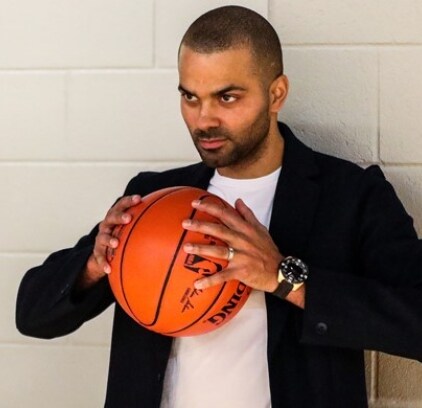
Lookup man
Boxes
[16,6,422,408]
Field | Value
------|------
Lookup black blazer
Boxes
[16,123,422,407]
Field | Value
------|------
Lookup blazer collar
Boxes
[269,122,320,255]
[278,122,319,180]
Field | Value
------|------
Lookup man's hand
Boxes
[182,198,305,309]
[76,194,142,291]
[183,198,283,293]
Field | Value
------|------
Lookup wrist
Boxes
[269,254,285,292]
[285,284,306,309]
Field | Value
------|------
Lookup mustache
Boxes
[193,128,231,140]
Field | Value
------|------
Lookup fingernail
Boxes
[132,195,141,202]
[184,243,193,252]
[192,200,201,208]
[110,238,118,248]
[104,265,111,274]
[122,214,131,223]
[194,279,205,290]
[182,219,192,228]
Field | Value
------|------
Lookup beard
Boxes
[190,105,271,170]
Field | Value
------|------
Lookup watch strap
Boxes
[272,280,293,299]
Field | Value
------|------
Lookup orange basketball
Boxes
[107,186,251,337]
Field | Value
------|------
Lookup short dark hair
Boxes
[180,6,283,83]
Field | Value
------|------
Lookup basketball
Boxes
[107,186,251,337]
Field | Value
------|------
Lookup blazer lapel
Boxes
[266,123,321,360]
[187,164,214,190]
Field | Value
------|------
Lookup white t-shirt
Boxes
[160,167,281,408]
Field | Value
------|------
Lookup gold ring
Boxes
[227,247,235,261]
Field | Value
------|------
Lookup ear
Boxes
[269,75,289,113]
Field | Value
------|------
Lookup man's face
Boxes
[178,46,272,173]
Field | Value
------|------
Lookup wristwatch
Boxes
[272,256,309,299]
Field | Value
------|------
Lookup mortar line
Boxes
[377,48,381,163]
[152,0,156,68]
[370,351,379,402]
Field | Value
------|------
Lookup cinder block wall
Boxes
[1,1,421,406]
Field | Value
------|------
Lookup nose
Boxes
[196,102,220,131]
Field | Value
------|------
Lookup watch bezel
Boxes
[280,256,309,285]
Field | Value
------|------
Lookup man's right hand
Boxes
[77,194,142,291]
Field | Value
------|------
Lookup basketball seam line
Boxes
[119,187,186,325]
[148,192,213,327]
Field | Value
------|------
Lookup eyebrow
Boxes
[178,84,247,97]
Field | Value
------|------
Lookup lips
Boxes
[198,138,226,150]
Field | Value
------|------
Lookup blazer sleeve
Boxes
[15,172,150,339]
[301,165,422,360]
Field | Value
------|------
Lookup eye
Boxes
[220,94,237,103]
[181,92,198,103]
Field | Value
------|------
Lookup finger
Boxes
[182,218,233,242]
[194,269,234,290]
[91,196,141,275]
[92,251,111,274]
[106,195,142,223]
[100,195,142,231]
[192,199,244,232]
[235,198,262,227]
[100,258,111,275]
[100,212,131,233]
[96,232,119,249]
[184,242,230,261]
[113,194,142,212]
[95,232,120,271]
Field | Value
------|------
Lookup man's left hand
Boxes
[182,198,283,292]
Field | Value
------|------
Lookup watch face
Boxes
[282,257,309,284]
